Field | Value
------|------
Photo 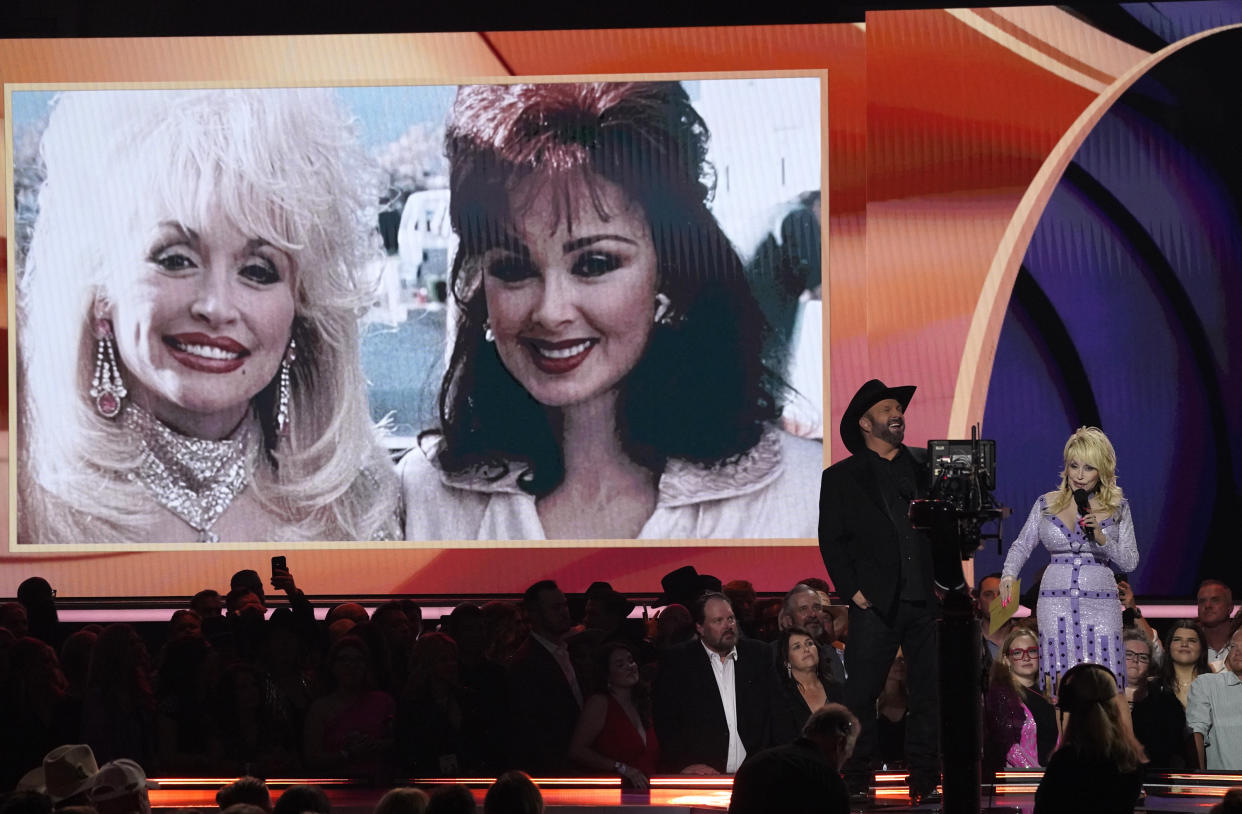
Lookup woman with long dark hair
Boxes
[1034,664,1143,814]
[569,641,658,789]
[399,81,821,541]
[1159,619,1211,709]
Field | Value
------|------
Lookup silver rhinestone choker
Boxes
[122,404,259,543]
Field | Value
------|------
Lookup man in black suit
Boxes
[727,703,857,814]
[505,579,582,774]
[819,379,940,802]
[654,592,774,774]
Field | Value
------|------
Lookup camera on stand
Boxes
[907,427,1011,814]
[909,428,1006,591]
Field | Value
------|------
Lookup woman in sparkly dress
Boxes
[17,88,398,543]
[1000,427,1139,692]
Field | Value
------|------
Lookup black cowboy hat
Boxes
[840,378,916,454]
[656,565,722,608]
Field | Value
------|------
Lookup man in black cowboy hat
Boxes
[818,379,940,803]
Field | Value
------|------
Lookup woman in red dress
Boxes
[570,641,659,788]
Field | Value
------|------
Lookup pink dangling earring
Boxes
[89,321,127,418]
[276,339,296,437]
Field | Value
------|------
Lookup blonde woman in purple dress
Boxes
[1000,427,1139,692]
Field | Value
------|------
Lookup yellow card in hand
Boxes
[988,578,1021,635]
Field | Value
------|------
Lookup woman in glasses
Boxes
[1124,629,1191,768]
[983,627,1056,778]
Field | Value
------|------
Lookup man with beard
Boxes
[818,379,940,802]
[775,583,846,687]
[654,592,775,774]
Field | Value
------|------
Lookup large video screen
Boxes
[4,7,1241,601]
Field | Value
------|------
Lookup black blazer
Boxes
[504,636,582,774]
[653,637,774,773]
[818,447,931,615]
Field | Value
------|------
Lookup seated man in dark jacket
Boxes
[654,592,775,774]
[728,703,857,814]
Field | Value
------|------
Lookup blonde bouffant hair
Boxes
[18,88,398,543]
[1045,426,1124,518]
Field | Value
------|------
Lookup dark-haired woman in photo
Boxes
[772,626,843,745]
[399,81,822,541]
[1160,619,1211,709]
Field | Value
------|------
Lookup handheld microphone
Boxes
[1073,489,1094,542]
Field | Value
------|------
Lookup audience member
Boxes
[398,632,485,776]
[1116,578,1162,662]
[651,605,694,652]
[442,604,506,771]
[423,786,475,814]
[1125,629,1189,768]
[505,581,582,775]
[653,592,773,774]
[1210,788,1242,814]
[215,778,272,813]
[86,759,152,814]
[984,628,1055,777]
[1,602,30,639]
[479,602,526,666]
[1199,581,1237,668]
[722,581,759,639]
[1035,664,1142,814]
[752,598,783,643]
[772,627,841,746]
[655,566,722,612]
[273,785,330,814]
[581,589,636,644]
[81,624,155,767]
[1162,620,1211,708]
[17,745,100,809]
[167,611,202,641]
[975,572,1004,663]
[373,788,428,814]
[2,638,69,789]
[775,584,845,687]
[569,642,658,788]
[17,578,61,648]
[1188,624,1242,769]
[189,591,224,621]
[222,805,266,814]
[154,635,220,773]
[217,662,300,776]
[727,703,857,814]
[373,603,416,692]
[303,636,396,781]
[482,771,543,814]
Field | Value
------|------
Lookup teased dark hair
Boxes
[434,81,782,496]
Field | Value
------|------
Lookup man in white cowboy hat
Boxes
[87,759,156,814]
[16,744,100,809]
[819,378,940,803]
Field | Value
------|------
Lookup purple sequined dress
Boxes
[1002,495,1139,692]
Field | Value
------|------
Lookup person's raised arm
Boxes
[1000,500,1043,606]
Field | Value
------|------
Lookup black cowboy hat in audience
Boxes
[657,565,722,607]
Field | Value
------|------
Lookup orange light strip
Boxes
[649,777,735,788]
[416,777,620,788]
[152,778,353,786]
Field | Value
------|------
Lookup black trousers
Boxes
[843,599,940,789]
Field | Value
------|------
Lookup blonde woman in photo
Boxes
[18,88,398,544]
